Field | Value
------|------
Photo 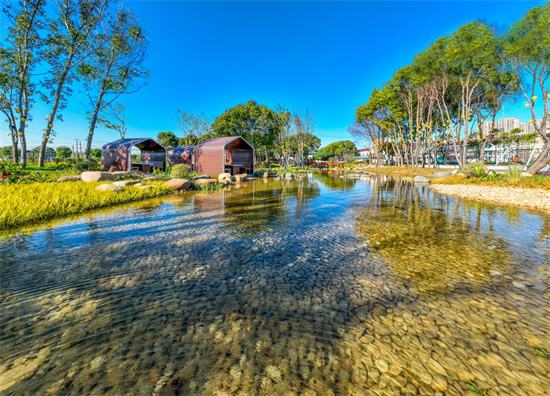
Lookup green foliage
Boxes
[318,140,357,160]
[462,162,488,178]
[0,181,174,229]
[157,131,179,150]
[170,163,192,178]
[38,0,110,166]
[89,148,101,159]
[0,146,21,160]
[56,146,72,159]
[79,5,150,159]
[212,100,277,151]
[505,3,550,64]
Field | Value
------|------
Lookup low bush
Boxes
[462,162,488,178]
[0,161,51,184]
[170,163,192,178]
[74,158,99,171]
[0,181,174,229]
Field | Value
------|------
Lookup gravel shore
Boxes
[430,183,550,212]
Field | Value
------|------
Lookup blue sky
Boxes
[1,0,545,151]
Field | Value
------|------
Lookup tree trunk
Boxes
[479,141,486,164]
[85,88,106,158]
[20,132,27,167]
[18,116,27,167]
[526,140,550,174]
[38,60,71,167]
[10,126,19,163]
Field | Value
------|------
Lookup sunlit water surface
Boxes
[1,175,549,396]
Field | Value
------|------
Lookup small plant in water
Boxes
[464,381,488,395]
[533,347,547,358]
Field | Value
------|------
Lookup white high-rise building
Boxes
[481,117,543,138]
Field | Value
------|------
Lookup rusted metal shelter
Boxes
[194,137,254,175]
[101,138,167,173]
[169,137,254,175]
[168,145,195,167]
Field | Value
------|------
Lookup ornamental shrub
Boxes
[170,163,192,178]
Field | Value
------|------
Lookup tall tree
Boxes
[37,0,109,166]
[100,101,127,138]
[175,110,210,146]
[212,100,277,161]
[294,109,316,169]
[79,6,148,158]
[0,0,46,166]
[505,2,550,174]
[55,145,72,158]
[156,131,178,150]
[272,105,292,168]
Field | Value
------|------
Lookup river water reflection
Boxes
[1,174,549,395]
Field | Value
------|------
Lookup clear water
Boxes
[1,174,549,395]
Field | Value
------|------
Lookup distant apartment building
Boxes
[481,117,543,138]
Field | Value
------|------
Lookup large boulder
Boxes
[234,174,248,182]
[162,178,191,190]
[521,172,533,178]
[414,176,431,183]
[195,179,218,185]
[136,185,153,190]
[432,171,452,179]
[192,175,211,180]
[96,183,123,192]
[81,171,114,182]
[284,173,294,178]
[218,173,233,182]
[57,175,80,182]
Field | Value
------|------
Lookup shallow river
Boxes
[1,174,549,396]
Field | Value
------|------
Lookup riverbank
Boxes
[430,183,550,213]
[361,166,550,212]
[0,181,174,229]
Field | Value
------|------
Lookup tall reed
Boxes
[0,181,174,229]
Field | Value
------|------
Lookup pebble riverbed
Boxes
[0,174,549,395]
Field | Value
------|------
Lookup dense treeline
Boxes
[352,2,550,173]
[0,0,148,166]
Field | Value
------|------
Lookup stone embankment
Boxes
[430,184,550,213]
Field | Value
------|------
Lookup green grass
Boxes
[0,181,174,229]
[192,181,225,191]
[363,166,439,179]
